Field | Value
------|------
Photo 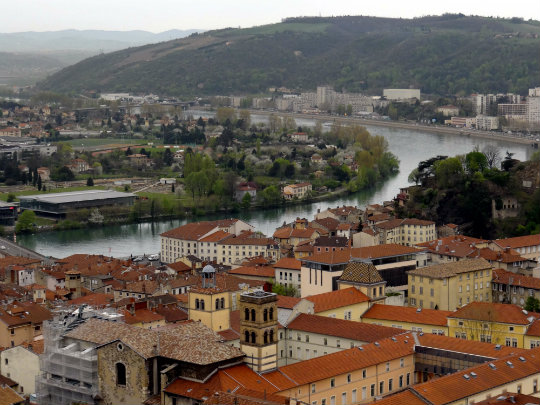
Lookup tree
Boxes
[37,175,42,191]
[16,210,36,233]
[6,193,15,203]
[216,107,236,124]
[434,157,463,188]
[482,145,501,169]
[86,177,94,186]
[241,192,252,210]
[163,148,173,166]
[284,163,295,178]
[525,296,540,313]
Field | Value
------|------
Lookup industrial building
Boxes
[18,190,136,217]
[0,200,18,225]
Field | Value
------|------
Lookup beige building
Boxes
[273,257,302,295]
[278,313,402,366]
[491,234,540,262]
[160,219,254,263]
[217,235,279,265]
[282,182,312,200]
[408,258,493,310]
[491,268,540,306]
[372,218,437,246]
[337,261,387,301]
[1,342,42,396]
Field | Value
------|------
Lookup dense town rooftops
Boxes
[306,287,370,312]
[417,235,488,257]
[448,302,539,325]
[287,313,403,342]
[0,301,52,326]
[339,262,384,284]
[470,247,527,263]
[352,244,423,259]
[273,227,319,239]
[64,318,244,365]
[228,265,275,278]
[276,295,301,309]
[362,303,451,326]
[313,236,349,247]
[408,258,491,279]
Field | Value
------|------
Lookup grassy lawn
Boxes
[237,22,331,36]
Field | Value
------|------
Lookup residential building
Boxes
[0,385,24,405]
[447,302,538,348]
[407,258,493,310]
[313,236,350,252]
[217,234,280,265]
[282,182,312,200]
[525,319,540,349]
[273,226,320,248]
[273,257,302,295]
[229,264,275,283]
[234,185,256,202]
[0,341,43,396]
[383,88,421,100]
[278,313,402,365]
[301,287,371,320]
[0,302,52,348]
[361,303,451,335]
[417,235,489,264]
[437,105,460,116]
[490,234,540,262]
[476,115,499,130]
[315,205,362,223]
[372,218,437,246]
[160,219,254,263]
[491,268,540,306]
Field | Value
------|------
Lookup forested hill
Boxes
[38,15,540,97]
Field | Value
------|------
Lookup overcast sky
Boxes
[2,0,539,33]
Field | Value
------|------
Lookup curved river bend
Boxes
[17,117,533,258]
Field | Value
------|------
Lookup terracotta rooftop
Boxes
[288,313,402,342]
[199,230,234,242]
[273,227,319,240]
[229,265,275,278]
[166,261,192,273]
[65,318,244,365]
[276,295,301,309]
[161,220,237,241]
[219,236,277,246]
[264,334,415,390]
[409,349,540,405]
[470,247,527,263]
[493,234,540,249]
[362,303,451,327]
[417,235,488,257]
[0,385,24,405]
[313,236,349,247]
[448,302,539,325]
[373,390,427,405]
[408,258,491,279]
[300,249,352,265]
[306,287,370,313]
[121,308,165,325]
[67,293,114,308]
[311,217,340,231]
[339,262,384,284]
[273,257,301,270]
[474,392,540,405]
[352,244,423,259]
[526,319,540,337]
[492,268,540,290]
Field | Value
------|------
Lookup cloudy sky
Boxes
[2,0,539,32]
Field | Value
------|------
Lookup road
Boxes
[0,236,55,264]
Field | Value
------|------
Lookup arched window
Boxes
[244,330,250,343]
[220,298,225,309]
[251,331,256,344]
[270,330,274,343]
[251,309,256,322]
[195,298,199,309]
[116,363,126,386]
[264,331,268,344]
[215,298,219,310]
[263,308,268,322]
[244,308,250,321]
[269,307,274,320]
[200,300,205,310]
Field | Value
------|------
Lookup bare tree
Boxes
[482,144,501,169]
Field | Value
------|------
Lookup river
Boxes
[17,113,534,258]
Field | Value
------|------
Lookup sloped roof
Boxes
[339,262,384,284]
[65,318,244,365]
[306,287,370,313]
[492,268,540,289]
[0,385,24,405]
[229,265,275,278]
[408,258,491,279]
[276,295,301,309]
[351,244,422,259]
[409,349,540,405]
[287,313,402,342]
[448,302,538,325]
[494,234,540,249]
[362,303,451,327]
[273,257,301,270]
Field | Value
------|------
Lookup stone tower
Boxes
[65,269,82,299]
[239,290,278,373]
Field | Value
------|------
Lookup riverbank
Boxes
[245,110,538,147]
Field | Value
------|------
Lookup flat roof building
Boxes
[19,190,136,216]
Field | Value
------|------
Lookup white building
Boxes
[383,89,421,100]
[476,115,499,130]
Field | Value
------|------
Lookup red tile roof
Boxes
[276,295,301,309]
[229,265,275,278]
[351,244,423,259]
[526,319,540,337]
[166,261,192,273]
[494,234,540,249]
[67,293,114,308]
[448,302,538,325]
[121,308,165,325]
[373,390,427,405]
[410,349,540,405]
[417,235,487,258]
[160,221,222,240]
[273,257,301,270]
[362,303,451,327]
[492,268,540,290]
[288,313,402,342]
[199,230,234,242]
[306,287,370,313]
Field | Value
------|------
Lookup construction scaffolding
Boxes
[36,307,120,405]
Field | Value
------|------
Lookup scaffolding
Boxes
[35,307,120,405]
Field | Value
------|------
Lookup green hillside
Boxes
[38,15,540,97]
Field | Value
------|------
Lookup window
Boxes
[347,374,352,383]
[251,309,256,321]
[306,335,310,343]
[244,308,250,321]
[399,375,403,388]
[341,393,346,405]
[220,298,225,309]
[195,298,200,309]
[269,307,274,320]
[352,389,357,403]
[389,378,393,391]
[362,369,367,379]
[400,358,404,367]
[116,363,126,386]
[379,381,384,395]
[330,378,335,388]
[244,331,250,343]
[337,339,341,348]
[406,373,410,385]
[251,332,256,344]
[4,358,7,365]
[370,384,375,397]
[324,338,328,346]
[311,383,316,393]
[330,396,336,405]
[215,298,220,310]
[344,311,351,320]
[386,362,390,372]
[264,308,268,321]
[200,300,205,310]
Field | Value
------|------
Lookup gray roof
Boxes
[18,190,136,204]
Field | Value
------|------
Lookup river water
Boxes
[17,113,533,258]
